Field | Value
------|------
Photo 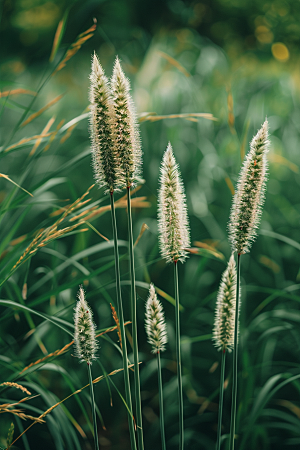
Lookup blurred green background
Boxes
[1,0,300,449]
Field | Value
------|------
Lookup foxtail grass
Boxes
[110,191,137,450]
[90,54,137,450]
[74,286,99,450]
[145,283,168,450]
[228,120,269,450]
[111,57,144,450]
[158,143,191,450]
[212,254,237,450]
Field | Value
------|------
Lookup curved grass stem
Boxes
[216,348,226,450]
[87,363,99,450]
[229,253,241,450]
[157,351,166,450]
[110,191,137,450]
[174,261,184,450]
[127,186,144,450]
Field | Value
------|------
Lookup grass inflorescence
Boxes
[1,10,298,450]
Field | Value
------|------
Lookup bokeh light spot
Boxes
[271,42,289,62]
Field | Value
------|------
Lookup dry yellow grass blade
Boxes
[21,95,63,127]
[158,50,191,77]
[139,112,217,123]
[276,399,300,419]
[0,89,37,98]
[10,235,27,246]
[59,107,89,143]
[4,132,53,153]
[11,364,133,447]
[50,19,64,62]
[12,185,95,273]
[269,153,299,173]
[259,255,281,273]
[59,122,76,144]
[0,174,33,197]
[189,241,225,260]
[70,187,149,223]
[44,119,65,152]
[52,21,97,76]
[0,382,31,396]
[134,223,149,247]
[110,304,122,350]
[29,116,55,157]
[0,396,44,424]
[20,321,131,374]
[225,176,235,195]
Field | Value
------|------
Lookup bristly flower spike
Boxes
[89,52,122,194]
[145,284,168,353]
[74,286,98,364]
[158,142,191,264]
[111,57,142,188]
[212,254,238,352]
[228,119,269,254]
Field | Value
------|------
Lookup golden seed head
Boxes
[212,254,238,352]
[74,286,98,364]
[89,52,122,194]
[228,119,269,254]
[111,57,142,188]
[158,142,191,263]
[145,283,168,353]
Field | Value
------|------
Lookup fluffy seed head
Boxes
[228,120,269,254]
[158,142,191,263]
[212,254,238,352]
[145,284,168,353]
[74,286,98,364]
[89,53,122,194]
[111,57,142,188]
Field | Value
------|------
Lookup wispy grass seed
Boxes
[145,284,168,354]
[74,286,97,365]
[89,53,122,193]
[111,57,142,188]
[213,254,237,352]
[228,120,269,254]
[158,142,190,263]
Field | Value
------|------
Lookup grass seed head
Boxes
[212,254,237,352]
[228,119,269,254]
[145,284,168,353]
[74,286,98,364]
[89,52,122,194]
[157,142,191,263]
[111,57,142,188]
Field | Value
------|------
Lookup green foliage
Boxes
[1,2,300,450]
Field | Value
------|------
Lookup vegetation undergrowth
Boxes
[1,5,300,450]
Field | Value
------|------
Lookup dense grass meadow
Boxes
[1,1,300,449]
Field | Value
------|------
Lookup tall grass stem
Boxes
[157,351,166,450]
[229,253,241,450]
[87,363,100,450]
[216,348,226,450]
[174,261,184,450]
[110,191,137,450]
[127,186,144,450]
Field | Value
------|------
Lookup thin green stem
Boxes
[229,253,241,450]
[87,363,99,450]
[110,191,137,450]
[127,186,144,450]
[216,348,226,450]
[174,261,184,450]
[157,351,166,450]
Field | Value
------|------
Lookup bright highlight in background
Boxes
[271,42,290,62]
